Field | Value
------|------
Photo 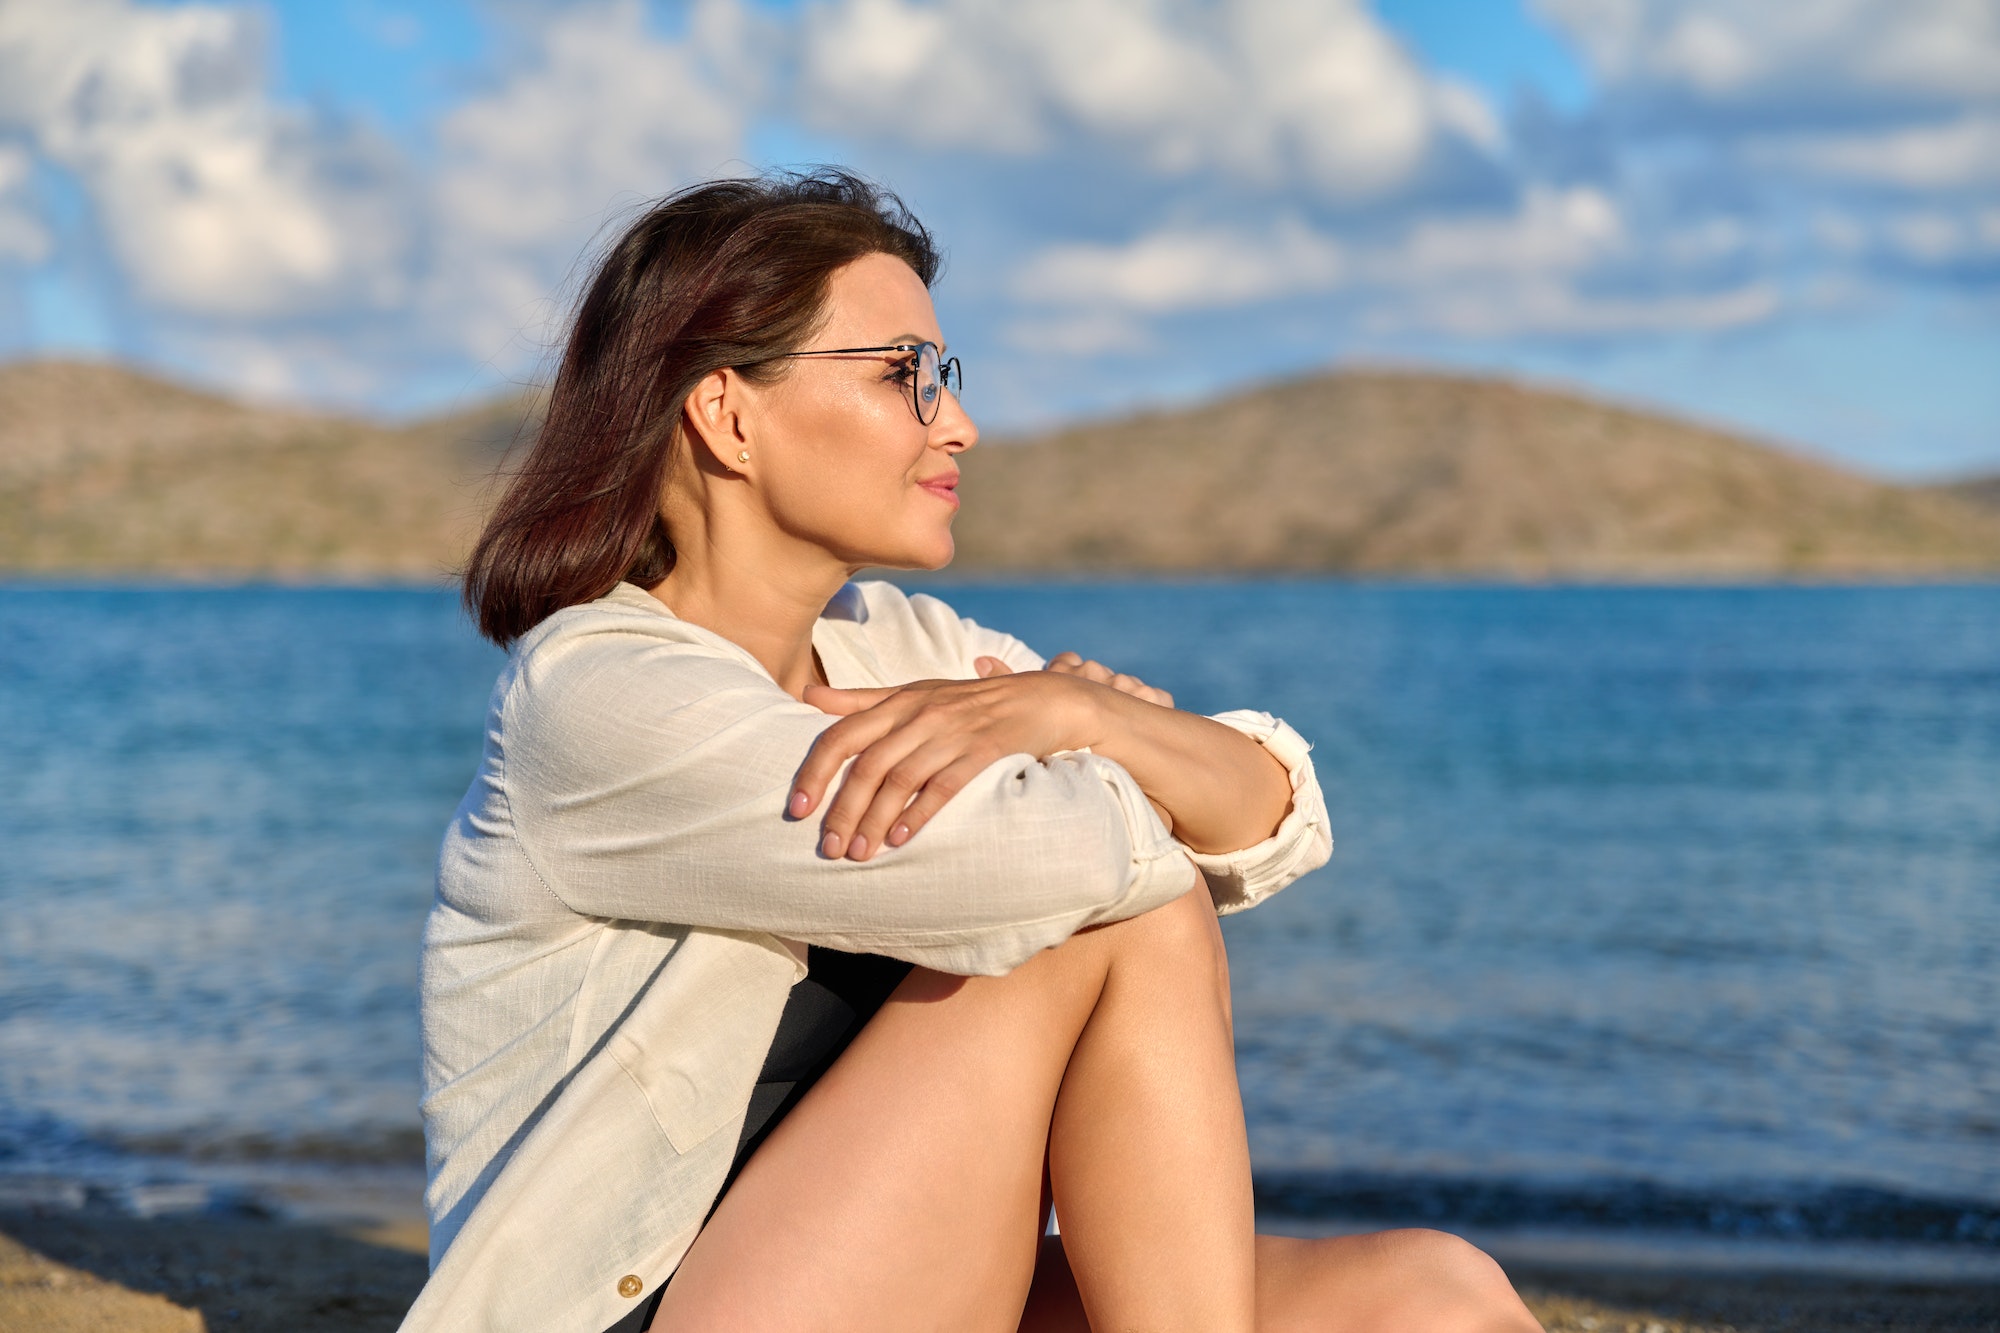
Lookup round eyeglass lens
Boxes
[915,342,942,424]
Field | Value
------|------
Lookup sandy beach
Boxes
[3,1206,1995,1332]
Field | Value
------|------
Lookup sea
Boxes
[1,581,1996,1274]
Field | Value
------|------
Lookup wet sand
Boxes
[2,1208,1996,1332]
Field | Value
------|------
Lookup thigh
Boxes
[654,954,1099,1333]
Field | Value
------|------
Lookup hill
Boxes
[2,359,1997,580]
[0,361,527,579]
[953,371,2000,577]
[1940,474,2000,513]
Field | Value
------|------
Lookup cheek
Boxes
[766,386,927,528]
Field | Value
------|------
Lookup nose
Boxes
[930,383,977,454]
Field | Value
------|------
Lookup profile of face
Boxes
[684,251,977,574]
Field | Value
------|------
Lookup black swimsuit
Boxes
[604,947,914,1333]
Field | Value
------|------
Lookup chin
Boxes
[915,526,956,570]
[858,531,955,573]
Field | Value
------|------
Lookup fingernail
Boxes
[822,831,843,859]
[789,790,810,817]
[890,823,910,846]
[848,836,868,861]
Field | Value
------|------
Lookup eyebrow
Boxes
[888,333,945,353]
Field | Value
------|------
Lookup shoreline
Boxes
[11,1157,1996,1278]
[4,1209,1996,1333]
[2,1170,1996,1333]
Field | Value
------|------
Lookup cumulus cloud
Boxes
[1376,278,1778,339]
[1,0,1994,442]
[1384,185,1621,279]
[0,0,762,398]
[0,0,412,319]
[1534,0,2000,208]
[1008,184,1770,340]
[427,0,761,359]
[1770,113,2000,191]
[1535,0,2000,111]
[1014,217,1344,314]
[1500,0,2000,327]
[798,0,1496,197]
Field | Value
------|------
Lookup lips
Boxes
[917,473,960,507]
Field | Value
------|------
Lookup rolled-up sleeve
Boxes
[913,589,1330,915]
[1181,710,1333,913]
[502,621,1194,977]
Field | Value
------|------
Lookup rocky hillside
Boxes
[0,361,527,579]
[1942,474,2000,513]
[954,371,2000,577]
[3,359,1997,580]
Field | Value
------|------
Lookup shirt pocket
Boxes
[605,932,799,1155]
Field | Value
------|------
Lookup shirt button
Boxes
[617,1275,644,1298]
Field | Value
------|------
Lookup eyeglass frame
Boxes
[759,342,964,426]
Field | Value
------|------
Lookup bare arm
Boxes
[794,659,1292,861]
[980,651,1291,855]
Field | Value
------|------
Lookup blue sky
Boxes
[2,0,1997,478]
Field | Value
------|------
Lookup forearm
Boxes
[1081,689,1293,855]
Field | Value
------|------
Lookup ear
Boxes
[681,367,755,472]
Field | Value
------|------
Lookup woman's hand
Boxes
[795,650,1281,863]
[794,671,1110,862]
[984,654,1292,856]
[983,651,1174,709]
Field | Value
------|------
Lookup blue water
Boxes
[1,582,1996,1247]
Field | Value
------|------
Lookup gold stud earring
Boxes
[736,450,750,464]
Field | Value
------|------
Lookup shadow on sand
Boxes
[4,1208,1998,1332]
[0,1208,427,1332]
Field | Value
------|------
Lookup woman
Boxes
[400,172,1541,1333]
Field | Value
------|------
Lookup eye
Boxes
[884,356,918,385]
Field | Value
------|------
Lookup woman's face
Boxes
[745,252,976,571]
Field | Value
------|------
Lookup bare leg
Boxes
[1020,1231,1545,1333]
[655,878,1254,1332]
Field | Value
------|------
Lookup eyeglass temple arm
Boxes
[775,343,926,358]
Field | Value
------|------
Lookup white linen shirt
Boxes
[399,580,1332,1333]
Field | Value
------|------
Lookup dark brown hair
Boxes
[463,169,940,645]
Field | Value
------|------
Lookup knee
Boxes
[1375,1229,1542,1333]
[1130,873,1228,965]
[1112,876,1234,1025]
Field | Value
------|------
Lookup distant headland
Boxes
[2,359,1996,581]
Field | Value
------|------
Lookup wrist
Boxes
[1061,673,1116,752]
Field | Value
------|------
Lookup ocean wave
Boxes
[0,1108,423,1170]
[1254,1170,2000,1247]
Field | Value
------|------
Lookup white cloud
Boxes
[1014,217,1343,315]
[1006,184,1789,343]
[799,0,1493,197]
[0,0,761,396]
[1770,113,2000,190]
[798,0,1045,153]
[0,140,49,263]
[425,0,761,360]
[1535,0,2000,107]
[1520,0,2000,339]
[1888,212,1969,263]
[1376,278,1779,339]
[1531,0,2000,216]
[1001,309,1152,357]
[0,0,411,318]
[1386,186,1622,278]
[1364,187,1780,337]
[0,0,1988,444]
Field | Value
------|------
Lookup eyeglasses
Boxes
[768,341,963,426]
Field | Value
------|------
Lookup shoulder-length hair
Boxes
[463,170,940,646]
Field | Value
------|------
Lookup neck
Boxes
[647,535,850,700]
